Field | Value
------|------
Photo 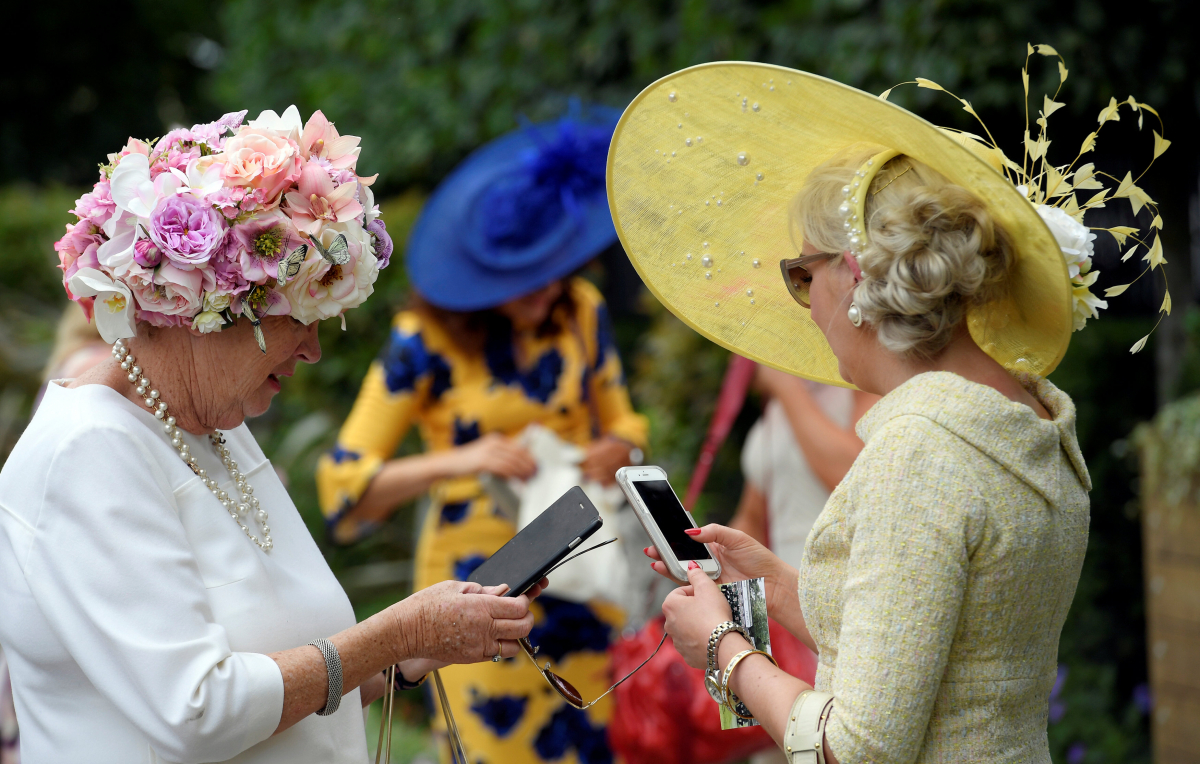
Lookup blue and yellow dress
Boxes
[317,278,647,764]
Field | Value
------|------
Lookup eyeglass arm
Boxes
[579,631,669,709]
[543,537,617,577]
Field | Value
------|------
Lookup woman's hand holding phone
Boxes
[644,524,816,652]
[661,563,738,670]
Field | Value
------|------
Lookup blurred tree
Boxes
[210,0,1196,207]
[2,1,223,185]
[0,187,78,460]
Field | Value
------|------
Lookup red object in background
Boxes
[683,354,758,510]
[608,616,817,764]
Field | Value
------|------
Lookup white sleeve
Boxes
[24,424,284,764]
[741,415,768,492]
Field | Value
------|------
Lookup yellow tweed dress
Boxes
[800,371,1090,764]
[317,278,647,764]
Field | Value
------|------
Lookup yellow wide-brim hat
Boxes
[606,62,1072,387]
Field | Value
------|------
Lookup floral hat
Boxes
[606,47,1167,386]
[56,106,394,350]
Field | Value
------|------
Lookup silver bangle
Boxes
[308,638,343,716]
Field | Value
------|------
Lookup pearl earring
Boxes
[847,302,863,327]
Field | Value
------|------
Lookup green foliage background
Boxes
[6,0,1199,760]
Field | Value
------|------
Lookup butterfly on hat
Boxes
[277,233,352,286]
[240,233,352,354]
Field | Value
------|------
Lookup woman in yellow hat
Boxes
[618,51,1166,763]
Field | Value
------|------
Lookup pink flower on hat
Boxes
[126,262,209,325]
[54,104,386,343]
[55,222,104,308]
[148,193,226,270]
[284,160,363,236]
[221,125,302,206]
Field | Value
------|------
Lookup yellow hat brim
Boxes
[607,62,1072,387]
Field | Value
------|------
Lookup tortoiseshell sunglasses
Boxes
[779,252,840,308]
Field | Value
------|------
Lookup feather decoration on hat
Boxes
[882,43,1169,353]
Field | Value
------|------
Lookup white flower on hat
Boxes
[1034,203,1107,330]
[67,268,137,343]
[248,105,304,140]
[1036,204,1096,279]
[204,292,232,313]
[191,311,226,333]
[279,220,379,324]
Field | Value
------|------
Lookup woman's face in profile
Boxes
[188,316,323,428]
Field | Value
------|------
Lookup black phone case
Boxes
[467,486,603,596]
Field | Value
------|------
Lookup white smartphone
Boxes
[616,465,721,582]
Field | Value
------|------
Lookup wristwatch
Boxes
[704,621,748,703]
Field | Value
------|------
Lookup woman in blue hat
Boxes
[317,108,648,763]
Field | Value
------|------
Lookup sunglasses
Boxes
[519,631,668,710]
[779,252,839,308]
[519,537,668,709]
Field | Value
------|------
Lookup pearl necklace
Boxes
[113,339,273,552]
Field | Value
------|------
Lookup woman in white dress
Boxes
[0,315,541,764]
[0,106,541,763]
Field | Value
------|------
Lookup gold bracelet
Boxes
[719,648,779,720]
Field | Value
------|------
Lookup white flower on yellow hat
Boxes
[1034,203,1107,331]
[1035,204,1095,279]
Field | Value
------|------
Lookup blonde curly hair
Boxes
[792,145,1016,358]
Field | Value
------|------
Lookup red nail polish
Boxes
[644,546,652,556]
[684,528,701,536]
[688,561,700,570]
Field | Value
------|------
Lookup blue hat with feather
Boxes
[406,102,622,311]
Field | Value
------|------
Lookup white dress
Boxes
[740,385,853,568]
[0,382,367,764]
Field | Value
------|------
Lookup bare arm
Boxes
[349,450,466,524]
[718,634,840,764]
[268,579,541,734]
[759,370,877,492]
[347,434,537,524]
[647,524,814,652]
[727,484,768,546]
[663,566,838,763]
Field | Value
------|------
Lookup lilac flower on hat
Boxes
[365,218,393,269]
[231,210,299,281]
[148,193,225,270]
